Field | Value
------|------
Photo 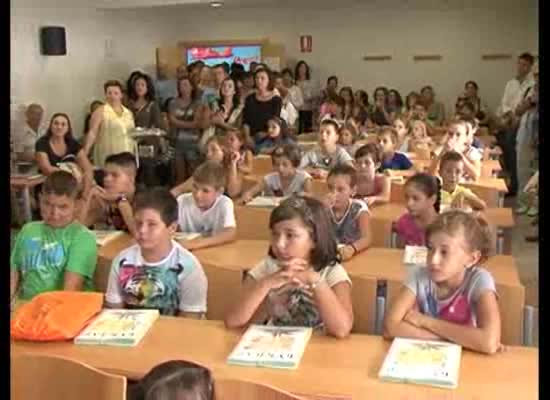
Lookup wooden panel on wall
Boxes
[362,55,392,61]
[156,46,183,79]
[482,54,513,60]
[413,55,442,61]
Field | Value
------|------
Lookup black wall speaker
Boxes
[40,26,66,56]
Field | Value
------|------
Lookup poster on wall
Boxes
[186,45,262,70]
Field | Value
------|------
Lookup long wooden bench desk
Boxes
[11,318,538,399]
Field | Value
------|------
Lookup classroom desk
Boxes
[10,175,45,222]
[370,203,514,254]
[10,318,538,399]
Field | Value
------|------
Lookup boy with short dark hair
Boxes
[176,161,237,250]
[78,152,137,235]
[106,188,207,317]
[378,127,413,171]
[11,171,97,301]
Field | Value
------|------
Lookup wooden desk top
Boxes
[392,177,508,193]
[99,237,521,289]
[11,318,538,399]
[370,203,515,228]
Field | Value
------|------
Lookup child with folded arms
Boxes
[225,196,353,338]
[299,118,353,180]
[384,210,502,354]
[326,165,372,261]
[176,161,237,250]
[239,144,312,204]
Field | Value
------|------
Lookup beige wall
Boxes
[11,1,538,134]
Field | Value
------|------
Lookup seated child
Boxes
[430,119,482,181]
[299,118,354,180]
[354,143,391,207]
[225,128,254,175]
[239,144,312,204]
[11,171,97,301]
[439,151,486,211]
[378,127,413,171]
[326,165,372,260]
[392,116,409,152]
[171,136,242,199]
[408,120,433,158]
[384,210,501,354]
[176,161,237,251]
[224,196,353,338]
[130,360,214,400]
[255,116,296,155]
[394,173,440,247]
[78,152,137,235]
[338,123,360,158]
[106,189,207,317]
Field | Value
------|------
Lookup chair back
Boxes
[202,263,244,321]
[11,354,127,400]
[350,275,378,334]
[235,206,271,240]
[215,379,306,400]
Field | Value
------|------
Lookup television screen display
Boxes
[186,45,261,71]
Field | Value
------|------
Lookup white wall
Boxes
[11,1,538,134]
[105,1,538,114]
[11,2,125,136]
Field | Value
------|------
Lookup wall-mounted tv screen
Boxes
[186,45,262,71]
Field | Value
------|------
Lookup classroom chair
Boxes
[310,179,328,198]
[252,156,273,177]
[215,379,306,400]
[369,217,393,248]
[350,275,377,334]
[202,263,244,321]
[11,354,127,400]
[234,205,271,240]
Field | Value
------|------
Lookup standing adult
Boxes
[281,68,304,111]
[35,113,94,191]
[242,68,282,148]
[83,80,136,169]
[127,73,163,129]
[371,87,392,126]
[463,80,490,126]
[202,63,229,109]
[294,60,318,134]
[209,77,243,136]
[515,62,538,195]
[168,76,210,183]
[13,103,45,162]
[155,63,178,112]
[420,86,446,126]
[495,52,535,196]
[273,72,299,131]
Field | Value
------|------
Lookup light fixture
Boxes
[209,0,223,7]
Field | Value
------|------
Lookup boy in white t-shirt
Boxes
[106,189,208,318]
[176,161,237,250]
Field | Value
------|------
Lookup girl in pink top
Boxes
[394,173,440,247]
[354,143,391,207]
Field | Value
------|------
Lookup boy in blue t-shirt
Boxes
[378,127,413,171]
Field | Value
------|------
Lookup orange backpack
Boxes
[11,291,104,341]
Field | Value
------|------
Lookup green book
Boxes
[74,309,159,347]
[378,337,462,389]
[227,325,312,370]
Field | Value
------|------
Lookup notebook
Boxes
[379,337,462,389]
[227,325,312,370]
[74,309,159,347]
[247,196,285,208]
[403,246,428,266]
[93,230,125,246]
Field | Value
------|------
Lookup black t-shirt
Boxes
[242,94,282,142]
[35,135,82,166]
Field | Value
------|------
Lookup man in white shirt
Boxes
[495,53,535,195]
[13,103,45,162]
[273,72,299,132]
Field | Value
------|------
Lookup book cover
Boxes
[227,325,312,370]
[74,309,159,347]
[247,196,285,208]
[379,338,462,389]
[403,246,428,266]
[93,230,124,246]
